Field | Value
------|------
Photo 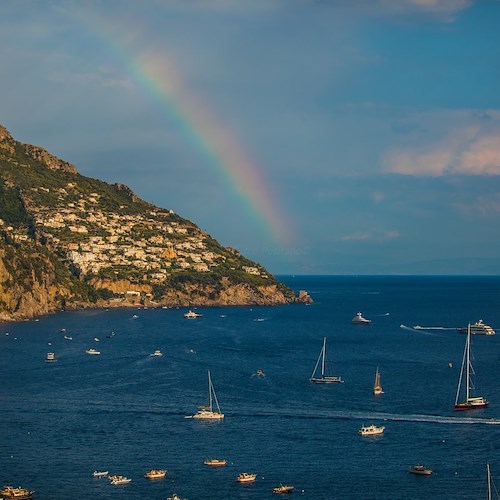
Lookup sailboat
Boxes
[310,337,343,383]
[454,324,489,411]
[190,371,224,420]
[373,366,383,395]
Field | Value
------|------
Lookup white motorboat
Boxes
[86,348,101,355]
[351,312,371,324]
[184,310,202,318]
[359,424,385,436]
[46,352,55,362]
[457,319,495,335]
[109,475,131,485]
[92,470,108,477]
[150,349,163,357]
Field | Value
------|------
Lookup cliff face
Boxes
[0,124,306,321]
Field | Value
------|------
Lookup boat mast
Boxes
[321,337,327,377]
[208,370,213,411]
[488,463,492,500]
[455,326,468,405]
[466,324,471,402]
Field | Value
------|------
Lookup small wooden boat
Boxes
[273,484,295,494]
[409,465,432,475]
[236,472,257,483]
[145,468,167,479]
[92,470,109,477]
[204,458,227,466]
[0,486,34,499]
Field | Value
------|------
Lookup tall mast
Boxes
[466,324,471,402]
[321,337,326,377]
[208,370,213,411]
[487,463,491,500]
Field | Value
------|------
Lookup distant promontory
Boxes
[0,124,311,321]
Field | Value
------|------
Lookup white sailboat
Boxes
[373,366,383,395]
[190,370,224,420]
[310,337,343,383]
[454,324,489,411]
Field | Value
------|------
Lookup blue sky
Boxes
[1,0,500,274]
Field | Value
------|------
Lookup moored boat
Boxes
[454,324,489,411]
[46,352,55,362]
[273,484,295,494]
[150,349,163,357]
[310,337,343,383]
[204,458,227,466]
[373,366,383,395]
[145,468,167,479]
[92,470,109,477]
[236,472,257,483]
[189,371,224,420]
[458,319,495,335]
[184,310,202,318]
[86,348,100,355]
[351,312,371,324]
[0,486,34,499]
[109,475,131,485]
[166,494,188,500]
[409,465,432,475]
[359,424,385,436]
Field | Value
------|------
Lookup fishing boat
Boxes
[184,310,202,318]
[409,465,432,475]
[454,324,489,411]
[310,337,343,383]
[92,470,109,477]
[85,348,100,355]
[358,424,385,436]
[46,352,55,362]
[236,472,257,483]
[190,371,224,420]
[204,458,227,466]
[144,468,167,479]
[351,312,371,324]
[373,366,383,395]
[0,486,34,499]
[273,484,295,494]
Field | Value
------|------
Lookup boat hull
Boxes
[409,467,432,475]
[310,376,343,384]
[454,401,489,411]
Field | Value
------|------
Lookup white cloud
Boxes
[382,111,500,176]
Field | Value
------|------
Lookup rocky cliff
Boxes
[0,125,309,321]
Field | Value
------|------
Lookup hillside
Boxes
[0,125,310,321]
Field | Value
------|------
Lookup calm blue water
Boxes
[1,276,499,499]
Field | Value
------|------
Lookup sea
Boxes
[1,275,499,500]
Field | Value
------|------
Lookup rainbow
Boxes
[129,51,292,245]
[71,12,292,246]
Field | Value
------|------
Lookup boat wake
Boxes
[400,324,456,332]
[232,407,500,426]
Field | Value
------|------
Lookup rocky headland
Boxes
[0,124,311,321]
